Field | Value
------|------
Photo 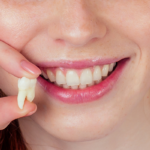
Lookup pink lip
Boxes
[37,57,123,69]
[37,58,129,104]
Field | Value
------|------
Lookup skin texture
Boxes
[0,0,150,149]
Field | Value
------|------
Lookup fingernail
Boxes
[21,60,41,75]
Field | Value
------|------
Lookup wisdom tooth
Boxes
[27,79,37,102]
[17,77,37,109]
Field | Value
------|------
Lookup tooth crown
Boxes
[18,77,30,90]
[41,62,116,89]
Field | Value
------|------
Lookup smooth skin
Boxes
[1,0,150,150]
[0,41,40,130]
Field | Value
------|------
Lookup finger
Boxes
[0,96,37,130]
[0,41,41,79]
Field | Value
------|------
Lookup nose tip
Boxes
[59,23,107,47]
[48,1,107,47]
[50,22,107,47]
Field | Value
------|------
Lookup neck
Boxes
[18,91,150,150]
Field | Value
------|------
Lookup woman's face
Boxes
[0,0,150,141]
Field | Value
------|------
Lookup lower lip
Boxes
[37,58,129,104]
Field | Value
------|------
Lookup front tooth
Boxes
[47,70,56,82]
[102,65,109,77]
[27,79,37,102]
[17,90,27,109]
[80,69,93,85]
[93,66,102,82]
[18,77,31,109]
[56,70,66,85]
[66,70,79,86]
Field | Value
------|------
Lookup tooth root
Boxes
[27,88,35,102]
[18,78,37,109]
[80,69,93,85]
[17,90,27,109]
[27,79,37,102]
[102,65,109,77]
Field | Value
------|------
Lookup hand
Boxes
[0,41,41,130]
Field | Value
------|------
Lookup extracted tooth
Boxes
[102,65,109,77]
[42,70,48,79]
[17,77,30,109]
[56,70,66,85]
[47,70,56,82]
[66,70,79,86]
[80,69,93,85]
[17,90,27,110]
[93,66,102,82]
[27,79,37,102]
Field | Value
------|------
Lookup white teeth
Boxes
[66,70,80,86]
[93,66,102,82]
[109,63,114,72]
[27,79,37,102]
[71,85,78,89]
[41,70,49,79]
[17,77,37,109]
[47,69,56,82]
[88,81,94,87]
[44,62,117,89]
[102,65,109,77]
[80,69,93,85]
[79,85,87,89]
[109,62,116,72]
[56,70,66,85]
[63,84,70,89]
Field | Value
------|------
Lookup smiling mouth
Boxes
[37,58,129,104]
[40,62,117,90]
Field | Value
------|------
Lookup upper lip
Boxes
[36,57,124,69]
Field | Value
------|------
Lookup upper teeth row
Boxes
[17,77,37,109]
[41,62,116,89]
